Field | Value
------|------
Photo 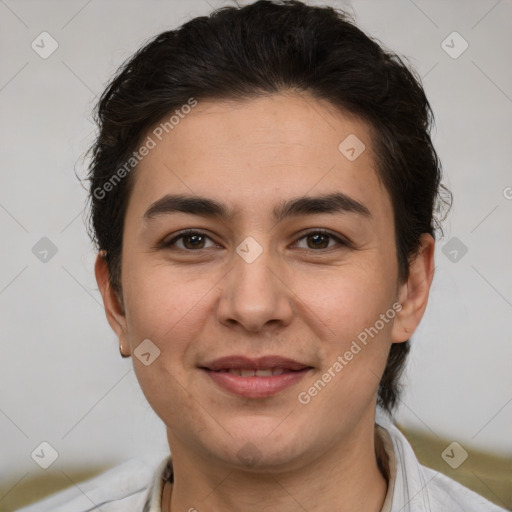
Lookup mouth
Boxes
[199,355,313,398]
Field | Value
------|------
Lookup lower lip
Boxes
[203,369,311,398]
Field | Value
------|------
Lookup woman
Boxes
[17,1,506,510]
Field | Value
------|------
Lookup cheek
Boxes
[122,256,211,344]
[296,259,395,339]
[132,357,213,443]
[121,263,214,429]
[293,260,396,395]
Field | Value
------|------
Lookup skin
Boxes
[95,92,435,512]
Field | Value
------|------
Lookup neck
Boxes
[165,416,388,512]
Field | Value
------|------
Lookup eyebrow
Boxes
[143,192,372,223]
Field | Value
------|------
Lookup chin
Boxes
[203,418,312,472]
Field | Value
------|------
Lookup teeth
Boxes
[255,369,272,377]
[224,368,289,377]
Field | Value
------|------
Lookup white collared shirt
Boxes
[16,410,507,511]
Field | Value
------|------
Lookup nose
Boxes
[216,241,294,333]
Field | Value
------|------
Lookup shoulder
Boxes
[419,464,507,512]
[375,410,507,512]
[14,457,164,512]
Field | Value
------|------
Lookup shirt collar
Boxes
[143,456,173,512]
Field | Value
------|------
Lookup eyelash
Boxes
[160,229,350,252]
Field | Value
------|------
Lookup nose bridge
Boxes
[217,235,293,331]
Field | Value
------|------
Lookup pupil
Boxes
[185,234,203,249]
[309,234,328,249]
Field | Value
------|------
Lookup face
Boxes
[97,93,433,472]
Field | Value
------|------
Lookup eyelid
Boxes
[294,229,350,249]
[160,229,219,249]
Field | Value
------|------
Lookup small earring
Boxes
[119,344,130,358]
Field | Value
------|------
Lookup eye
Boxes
[162,230,217,251]
[294,230,348,250]
[159,229,349,252]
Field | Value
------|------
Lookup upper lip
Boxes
[200,355,311,371]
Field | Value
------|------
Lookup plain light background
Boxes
[1,0,511,499]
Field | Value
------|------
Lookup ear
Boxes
[94,252,131,356]
[391,233,435,344]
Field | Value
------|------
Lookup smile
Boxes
[200,355,313,398]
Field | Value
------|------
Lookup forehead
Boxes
[127,93,391,227]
